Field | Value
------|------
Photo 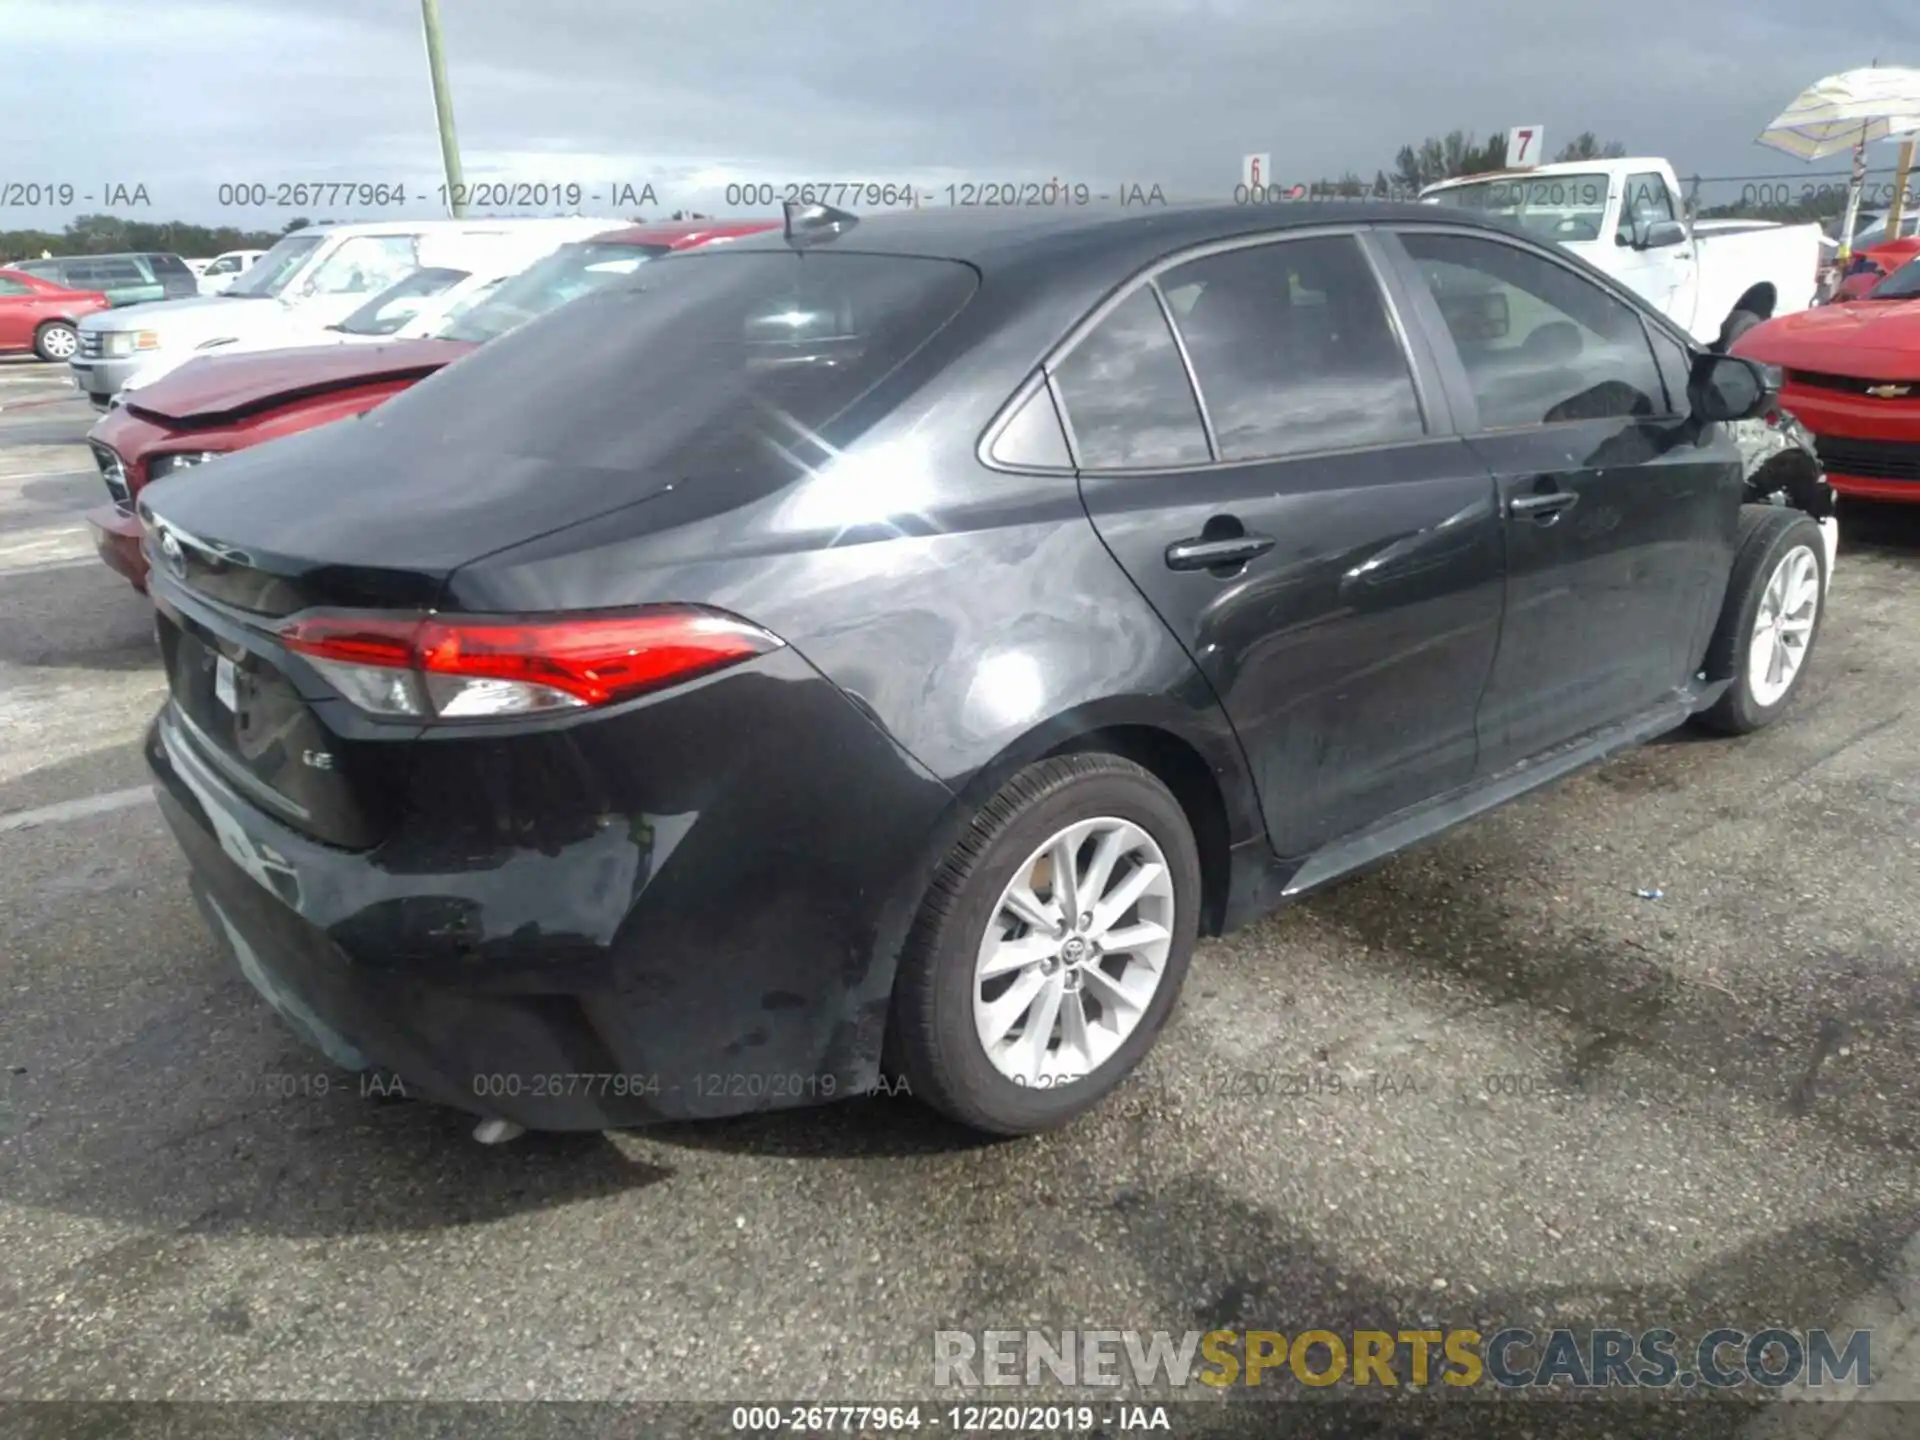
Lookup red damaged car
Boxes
[1734,253,1920,504]
[85,219,778,588]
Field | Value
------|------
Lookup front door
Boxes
[1053,230,1506,861]
[1606,170,1699,331]
[1380,226,1737,772]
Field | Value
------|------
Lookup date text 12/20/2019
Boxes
[721,181,1169,209]
[729,1404,1171,1432]
[213,181,658,210]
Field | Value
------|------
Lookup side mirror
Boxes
[1641,220,1687,250]
[1690,352,1773,423]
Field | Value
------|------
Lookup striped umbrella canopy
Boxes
[1758,67,1920,159]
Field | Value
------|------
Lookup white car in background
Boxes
[195,249,267,295]
[69,217,622,409]
[112,229,608,399]
[1422,156,1822,349]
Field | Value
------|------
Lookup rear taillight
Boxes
[277,607,783,719]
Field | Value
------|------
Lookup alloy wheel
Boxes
[971,816,1176,1088]
[1748,543,1819,708]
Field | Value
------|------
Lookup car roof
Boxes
[31,251,181,262]
[703,200,1525,272]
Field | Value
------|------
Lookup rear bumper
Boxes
[85,502,148,589]
[144,644,956,1131]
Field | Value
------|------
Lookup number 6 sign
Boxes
[1506,126,1546,168]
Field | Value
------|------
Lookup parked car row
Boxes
[105,195,1842,1139]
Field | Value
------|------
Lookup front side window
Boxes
[224,233,325,298]
[1615,172,1677,246]
[1051,288,1210,469]
[302,235,422,297]
[1161,235,1425,461]
[1398,231,1667,429]
[207,256,241,275]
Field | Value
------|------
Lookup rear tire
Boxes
[1694,507,1827,735]
[889,754,1201,1135]
[33,321,78,362]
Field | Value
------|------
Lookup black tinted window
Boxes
[1053,288,1210,469]
[1399,232,1665,429]
[369,251,976,475]
[1644,322,1694,413]
[1162,236,1424,461]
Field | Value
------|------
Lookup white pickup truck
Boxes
[1420,157,1821,350]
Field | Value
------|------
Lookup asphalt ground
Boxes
[0,351,1916,1438]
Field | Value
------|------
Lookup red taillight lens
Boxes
[278,607,782,718]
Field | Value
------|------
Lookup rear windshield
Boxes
[146,254,195,277]
[384,250,978,473]
[436,239,672,343]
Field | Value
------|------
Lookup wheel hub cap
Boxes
[1747,543,1819,709]
[971,815,1177,1088]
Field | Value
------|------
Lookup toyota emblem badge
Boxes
[158,527,186,578]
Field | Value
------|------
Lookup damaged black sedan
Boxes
[138,200,1833,1137]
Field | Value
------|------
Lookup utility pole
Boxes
[420,0,466,217]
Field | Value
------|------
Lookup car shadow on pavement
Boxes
[640,1092,1008,1162]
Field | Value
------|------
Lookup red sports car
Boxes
[0,266,110,360]
[85,219,779,588]
[1735,254,1920,503]
[1831,236,1920,302]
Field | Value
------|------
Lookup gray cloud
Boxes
[4,0,1917,227]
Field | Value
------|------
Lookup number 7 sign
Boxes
[1506,125,1546,168]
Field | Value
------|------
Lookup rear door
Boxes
[1057,228,1507,861]
[1609,171,1698,329]
[1379,225,1737,773]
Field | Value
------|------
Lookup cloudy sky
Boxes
[4,0,1917,229]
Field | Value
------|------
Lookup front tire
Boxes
[1694,507,1828,734]
[889,754,1201,1135]
[33,321,78,362]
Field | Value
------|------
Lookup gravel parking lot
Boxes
[1,352,1916,1437]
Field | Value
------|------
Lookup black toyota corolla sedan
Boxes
[137,200,1832,1137]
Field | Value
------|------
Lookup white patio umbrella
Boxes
[1758,66,1920,265]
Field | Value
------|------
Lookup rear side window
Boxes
[1161,235,1425,461]
[147,254,194,278]
[1051,288,1211,469]
[373,251,978,475]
